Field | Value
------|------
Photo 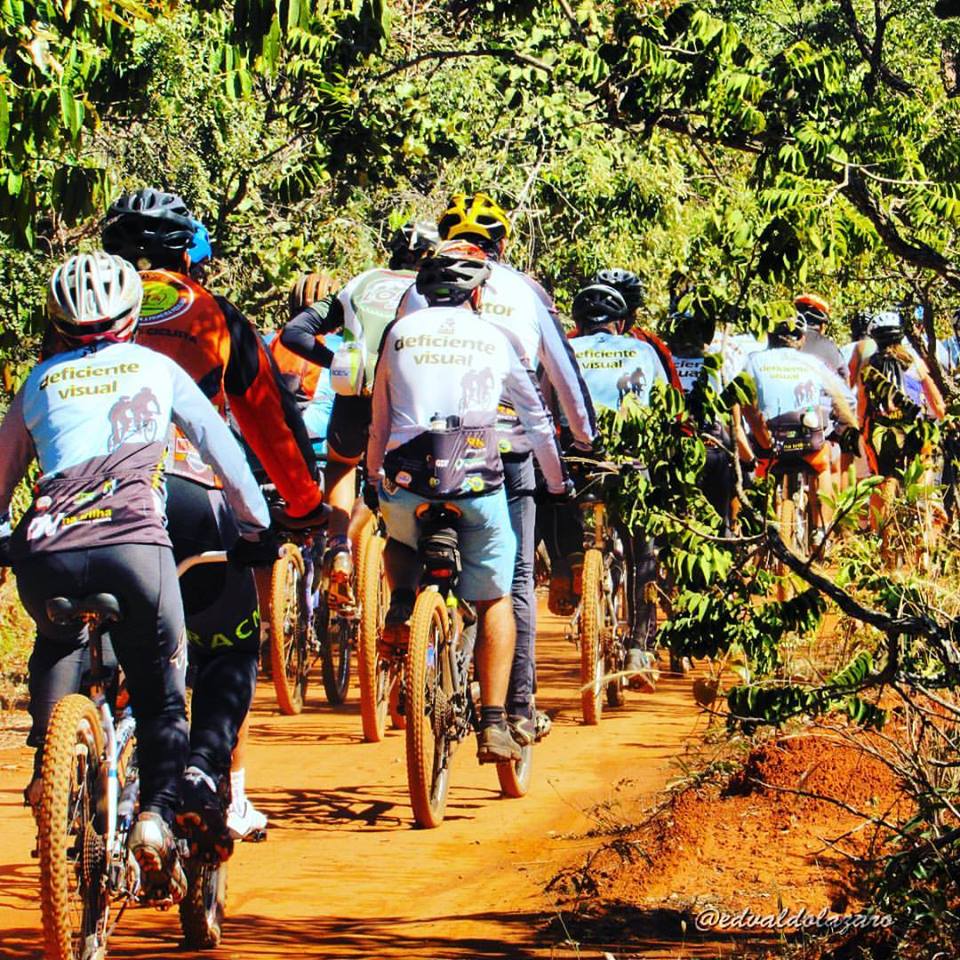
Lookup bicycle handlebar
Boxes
[176,550,228,578]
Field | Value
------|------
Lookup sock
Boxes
[480,705,506,729]
[230,767,246,805]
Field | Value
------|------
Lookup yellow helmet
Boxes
[438,192,511,244]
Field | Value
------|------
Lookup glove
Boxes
[838,427,861,457]
[537,479,577,505]
[362,480,380,513]
[228,529,280,568]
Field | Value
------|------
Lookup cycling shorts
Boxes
[327,394,372,462]
[379,484,516,602]
[756,444,831,479]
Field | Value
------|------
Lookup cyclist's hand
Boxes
[537,479,576,505]
[838,426,861,456]
[229,529,280,568]
[362,480,380,513]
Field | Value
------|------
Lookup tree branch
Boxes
[371,47,553,83]
[838,0,915,96]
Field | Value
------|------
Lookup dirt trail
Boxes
[0,600,706,959]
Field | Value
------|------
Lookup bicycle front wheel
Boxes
[320,609,352,705]
[405,590,452,829]
[270,544,309,715]
[579,549,605,725]
[38,694,107,960]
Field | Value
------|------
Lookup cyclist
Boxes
[735,315,860,536]
[400,192,596,741]
[666,307,743,532]
[852,310,946,479]
[542,283,665,689]
[366,241,570,762]
[101,188,322,847]
[0,252,271,900]
[280,221,439,606]
[937,307,960,376]
[841,309,872,370]
[590,267,682,390]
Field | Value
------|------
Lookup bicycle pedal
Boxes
[242,828,268,843]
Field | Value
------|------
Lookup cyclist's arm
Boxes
[504,347,566,493]
[918,362,947,420]
[219,297,322,517]
[366,351,391,481]
[536,303,596,449]
[167,358,270,536]
[279,298,342,368]
[0,389,34,518]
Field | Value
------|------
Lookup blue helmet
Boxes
[187,220,212,266]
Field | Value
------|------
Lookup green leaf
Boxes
[0,82,7,149]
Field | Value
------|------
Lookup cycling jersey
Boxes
[564,332,667,413]
[938,335,959,373]
[0,340,269,557]
[367,306,566,498]
[741,348,849,425]
[709,329,765,385]
[136,269,320,516]
[270,332,325,401]
[398,261,596,451]
[282,267,415,388]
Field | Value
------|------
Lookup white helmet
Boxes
[47,251,143,345]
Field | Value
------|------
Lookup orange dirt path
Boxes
[0,600,704,959]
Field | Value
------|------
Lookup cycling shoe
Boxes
[477,724,522,764]
[626,649,659,692]
[227,797,268,842]
[175,766,234,862]
[128,812,187,905]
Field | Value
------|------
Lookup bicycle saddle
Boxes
[414,502,464,526]
[46,593,122,626]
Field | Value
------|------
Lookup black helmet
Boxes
[869,310,904,349]
[101,188,197,268]
[415,240,491,306]
[288,272,332,320]
[388,220,439,270]
[770,314,807,346]
[848,309,871,342]
[665,308,715,351]
[590,268,645,313]
[572,284,629,331]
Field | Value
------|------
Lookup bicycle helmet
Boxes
[794,292,830,330]
[665,307,715,350]
[415,240,491,306]
[388,220,439,270]
[770,314,807,346]
[590,268,645,313]
[848,309,871,342]
[438,193,511,245]
[101,188,198,268]
[571,284,629,331]
[869,309,904,348]
[288,272,333,319]
[47,251,143,345]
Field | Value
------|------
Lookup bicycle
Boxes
[36,551,230,960]
[356,511,405,742]
[568,491,631,725]
[266,495,353,714]
[404,501,531,829]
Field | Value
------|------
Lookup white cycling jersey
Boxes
[398,261,595,451]
[0,340,268,556]
[743,347,849,425]
[367,305,565,499]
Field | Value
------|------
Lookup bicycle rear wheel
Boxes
[579,549,605,725]
[270,544,309,715]
[496,744,532,798]
[405,590,452,828]
[179,859,227,949]
[358,531,392,741]
[775,477,796,601]
[38,694,107,960]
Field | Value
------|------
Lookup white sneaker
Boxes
[227,797,268,841]
[626,649,659,693]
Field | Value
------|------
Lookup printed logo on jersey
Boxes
[107,387,161,452]
[139,276,195,326]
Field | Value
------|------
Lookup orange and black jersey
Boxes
[136,270,321,517]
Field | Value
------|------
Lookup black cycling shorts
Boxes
[327,394,373,462]
[165,475,260,654]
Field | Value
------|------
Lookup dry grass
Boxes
[0,572,32,710]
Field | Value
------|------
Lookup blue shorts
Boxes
[379,484,516,602]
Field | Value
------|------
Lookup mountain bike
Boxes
[37,552,230,960]
[570,492,631,725]
[267,496,353,714]
[356,512,404,742]
[404,501,530,828]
